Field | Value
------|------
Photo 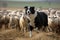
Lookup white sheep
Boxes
[48,15,58,32]
[19,13,31,33]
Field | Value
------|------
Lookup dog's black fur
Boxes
[34,12,48,30]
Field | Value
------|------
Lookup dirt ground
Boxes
[0,29,60,40]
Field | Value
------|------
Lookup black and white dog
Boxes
[24,6,48,37]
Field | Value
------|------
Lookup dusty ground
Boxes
[0,29,60,40]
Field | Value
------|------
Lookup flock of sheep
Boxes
[0,8,60,34]
[0,9,22,30]
[38,8,60,33]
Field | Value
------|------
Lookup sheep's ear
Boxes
[24,6,28,9]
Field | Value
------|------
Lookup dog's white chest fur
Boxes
[29,12,37,27]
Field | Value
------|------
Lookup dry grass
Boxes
[0,29,60,40]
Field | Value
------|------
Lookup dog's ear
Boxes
[31,6,35,10]
[30,6,35,14]
[24,6,28,9]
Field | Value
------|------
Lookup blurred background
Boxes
[0,0,60,9]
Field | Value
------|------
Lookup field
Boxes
[0,1,60,40]
[0,25,60,39]
[0,8,60,40]
[0,28,60,40]
[0,1,60,8]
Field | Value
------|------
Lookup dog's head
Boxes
[24,6,35,15]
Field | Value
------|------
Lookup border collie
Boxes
[24,6,48,37]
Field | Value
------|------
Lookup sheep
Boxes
[55,11,60,33]
[47,9,57,32]
[36,8,50,16]
[56,10,60,17]
[19,13,31,33]
[3,10,10,29]
[8,11,17,29]
[0,13,3,30]
[13,15,21,31]
[48,15,58,32]
[40,9,50,16]
[0,10,10,30]
[7,10,21,31]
